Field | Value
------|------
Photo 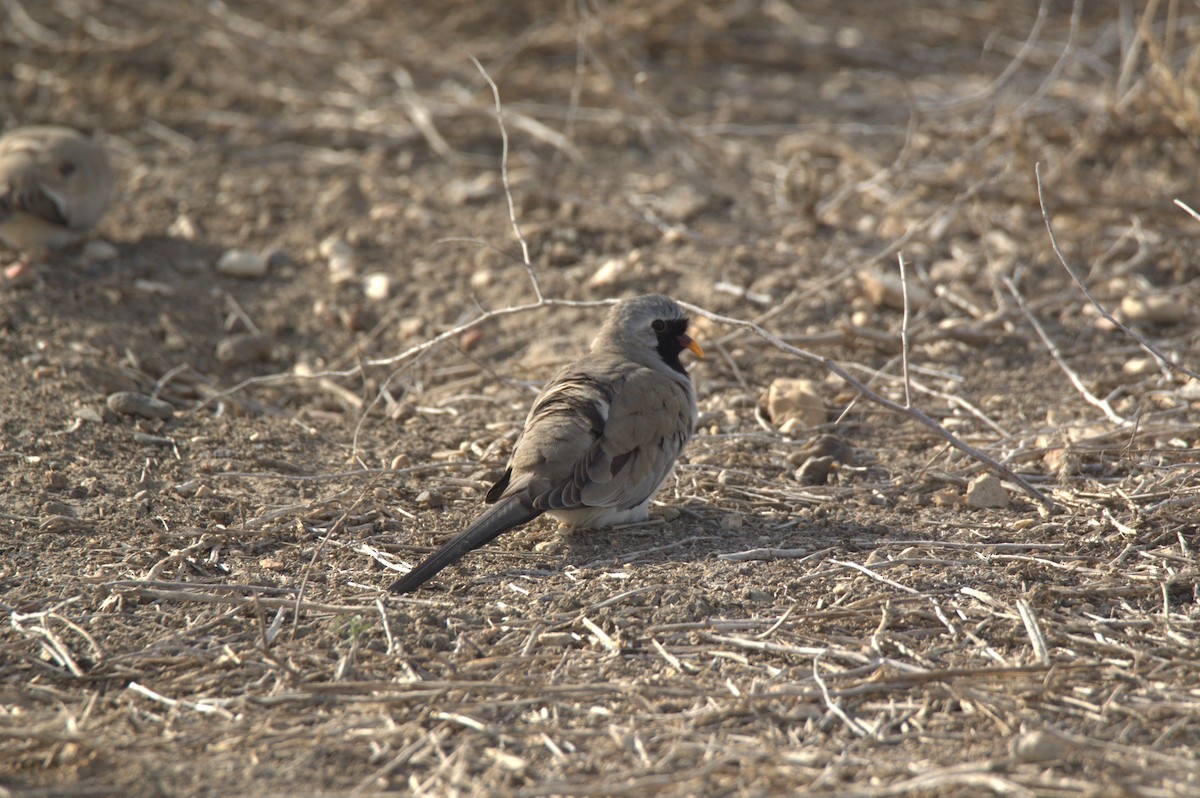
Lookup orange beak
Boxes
[680,334,704,359]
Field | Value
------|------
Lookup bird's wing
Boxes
[550,365,694,511]
[499,359,693,514]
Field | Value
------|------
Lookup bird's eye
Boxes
[59,161,76,178]
[651,319,666,332]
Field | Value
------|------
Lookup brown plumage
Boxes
[0,126,114,257]
[390,294,703,593]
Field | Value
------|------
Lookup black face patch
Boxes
[653,317,691,375]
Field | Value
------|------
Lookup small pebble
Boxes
[858,270,932,310]
[216,248,269,278]
[588,257,630,287]
[767,378,826,428]
[416,489,445,508]
[1121,294,1187,325]
[82,240,119,262]
[320,236,357,285]
[328,251,356,285]
[133,279,175,296]
[787,434,852,466]
[75,406,104,423]
[795,456,835,485]
[173,479,202,497]
[1122,357,1158,377]
[720,514,743,531]
[44,471,69,491]
[966,474,1008,509]
[460,328,484,352]
[1010,730,1070,763]
[363,272,394,301]
[931,488,961,507]
[654,183,709,221]
[319,235,350,259]
[107,391,175,420]
[446,173,500,205]
[215,333,272,365]
[168,214,199,240]
[398,317,424,339]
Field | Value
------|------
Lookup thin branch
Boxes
[1035,163,1198,380]
[1001,276,1127,426]
[897,253,913,408]
[679,302,1057,511]
[468,54,539,301]
[1174,198,1200,224]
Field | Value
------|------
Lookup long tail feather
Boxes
[389,496,541,593]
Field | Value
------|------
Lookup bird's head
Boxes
[593,294,704,376]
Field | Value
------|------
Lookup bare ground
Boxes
[2,1,1200,796]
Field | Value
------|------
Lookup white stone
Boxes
[318,235,352,260]
[82,239,118,262]
[858,270,931,310]
[1011,730,1070,763]
[966,474,1008,509]
[168,214,198,240]
[215,248,269,278]
[767,378,826,428]
[1122,357,1158,377]
[1121,294,1187,324]
[588,257,628,287]
[328,251,357,285]
[363,272,394,301]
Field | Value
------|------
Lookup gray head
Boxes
[592,294,703,376]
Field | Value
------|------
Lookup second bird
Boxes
[0,126,114,259]
[390,294,703,593]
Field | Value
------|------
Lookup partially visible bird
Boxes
[390,294,703,593]
[0,126,115,277]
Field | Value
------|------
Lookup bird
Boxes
[389,294,704,593]
[0,126,115,278]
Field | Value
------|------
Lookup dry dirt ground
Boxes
[3,1,1200,796]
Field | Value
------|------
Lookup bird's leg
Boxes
[3,256,35,284]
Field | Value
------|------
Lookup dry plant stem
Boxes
[898,253,913,408]
[917,0,1049,114]
[813,654,871,737]
[1016,599,1051,665]
[1035,163,1199,380]
[126,681,234,719]
[469,54,539,301]
[120,585,376,614]
[681,303,1056,511]
[1012,0,1083,121]
[392,67,455,159]
[1175,198,1200,223]
[1001,276,1127,427]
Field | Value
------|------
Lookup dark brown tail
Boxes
[388,495,542,593]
